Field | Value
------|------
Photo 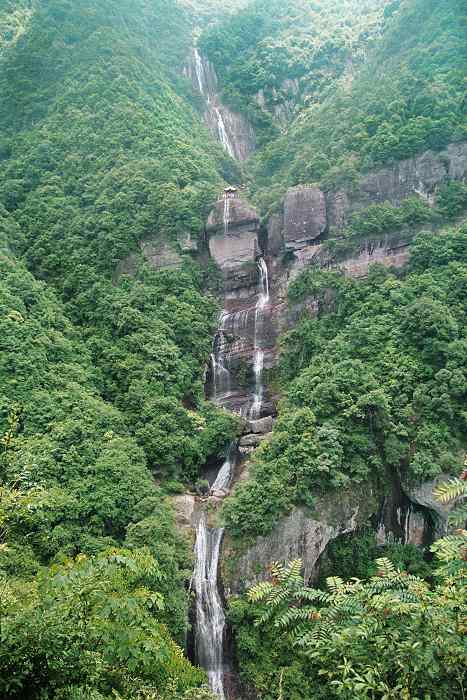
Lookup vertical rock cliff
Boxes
[184,48,256,161]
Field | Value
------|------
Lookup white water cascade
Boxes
[250,258,270,419]
[223,196,230,235]
[215,108,235,159]
[193,512,226,700]
[193,47,206,96]
[193,259,271,698]
[211,442,236,494]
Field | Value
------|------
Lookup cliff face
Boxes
[184,48,255,161]
[224,471,453,594]
[199,143,466,601]
[327,142,467,230]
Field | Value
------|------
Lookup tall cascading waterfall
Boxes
[215,108,236,159]
[192,512,226,700]
[186,47,251,161]
[250,258,270,419]
[193,199,271,698]
[193,47,206,97]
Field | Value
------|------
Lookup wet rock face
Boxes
[185,48,255,161]
[284,185,327,250]
[207,197,260,291]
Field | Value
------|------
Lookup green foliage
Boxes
[234,538,466,699]
[433,464,467,528]
[0,4,234,692]
[0,547,209,699]
[224,227,467,539]
[212,0,466,212]
[200,0,390,143]
[317,530,434,584]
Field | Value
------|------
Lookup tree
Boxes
[245,536,466,699]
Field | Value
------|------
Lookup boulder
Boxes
[171,494,196,531]
[239,432,271,447]
[207,197,260,235]
[247,416,274,434]
[284,185,327,250]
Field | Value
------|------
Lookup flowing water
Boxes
[215,108,235,158]
[223,196,230,235]
[211,442,236,494]
[250,258,270,419]
[193,258,271,698]
[193,47,206,95]
[193,512,226,700]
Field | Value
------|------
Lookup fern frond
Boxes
[433,478,467,504]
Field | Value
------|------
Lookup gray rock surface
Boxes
[171,494,196,531]
[185,48,255,161]
[247,416,274,434]
[239,433,271,447]
[284,186,327,249]
[404,474,454,522]
[140,240,183,271]
[327,141,467,230]
[227,485,378,592]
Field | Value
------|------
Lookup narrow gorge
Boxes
[183,40,466,697]
[1,2,465,699]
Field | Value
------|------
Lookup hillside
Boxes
[0,1,466,699]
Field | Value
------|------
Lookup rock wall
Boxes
[205,195,284,415]
[224,486,378,592]
[268,141,467,259]
[185,48,255,161]
[223,470,451,594]
[328,141,467,229]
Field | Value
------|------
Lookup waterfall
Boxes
[193,47,205,95]
[211,348,230,404]
[194,258,271,697]
[193,513,226,699]
[211,442,236,494]
[223,196,230,236]
[250,258,270,419]
[215,108,235,159]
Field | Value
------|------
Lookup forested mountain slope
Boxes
[201,0,466,212]
[0,1,239,697]
[0,0,466,699]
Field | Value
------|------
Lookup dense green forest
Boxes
[201,0,466,213]
[1,0,466,698]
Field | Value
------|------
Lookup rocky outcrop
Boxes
[284,185,327,250]
[115,233,199,277]
[225,485,379,592]
[255,78,300,124]
[288,234,412,281]
[223,469,453,594]
[403,473,453,538]
[185,48,255,161]
[171,494,196,533]
[327,141,467,230]
[206,197,260,290]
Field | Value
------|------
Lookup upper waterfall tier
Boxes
[206,196,260,286]
[184,47,255,161]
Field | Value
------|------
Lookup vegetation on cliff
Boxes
[1,0,466,697]
[230,534,466,699]
[223,224,467,539]
[201,0,466,212]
